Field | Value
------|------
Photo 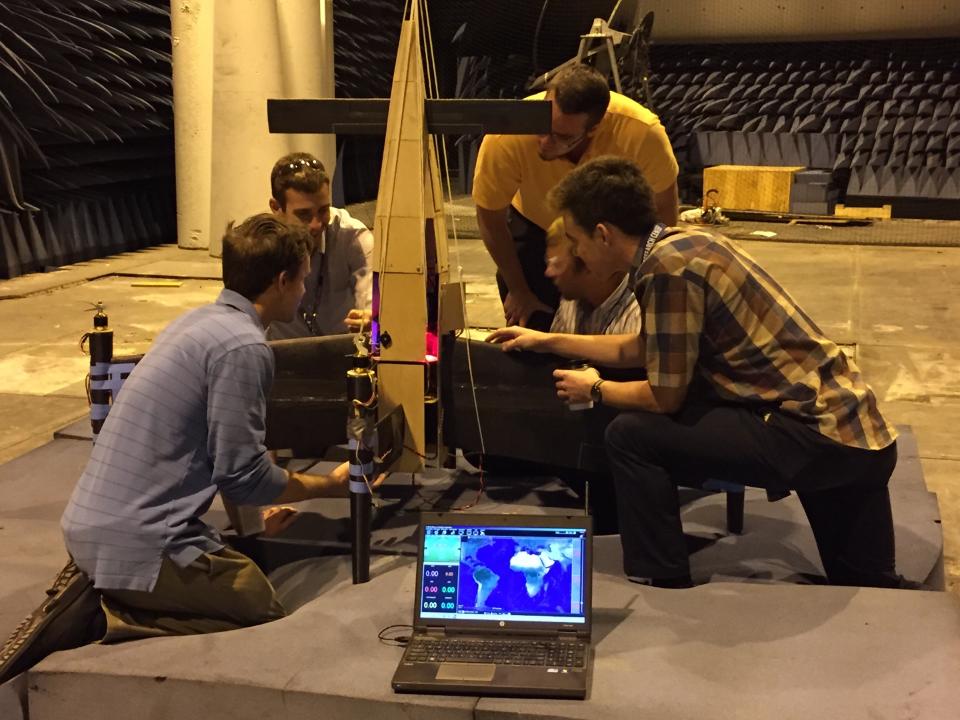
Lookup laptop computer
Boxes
[392,512,593,699]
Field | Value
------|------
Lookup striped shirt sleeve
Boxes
[206,343,288,505]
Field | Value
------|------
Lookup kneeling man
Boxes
[1,215,371,684]
[490,156,904,590]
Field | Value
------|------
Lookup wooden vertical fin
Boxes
[372,0,443,471]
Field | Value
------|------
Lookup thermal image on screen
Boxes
[419,524,587,624]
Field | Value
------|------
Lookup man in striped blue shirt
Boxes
[545,217,640,337]
[2,214,363,683]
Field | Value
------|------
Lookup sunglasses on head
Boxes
[276,158,324,176]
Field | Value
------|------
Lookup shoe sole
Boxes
[0,565,93,684]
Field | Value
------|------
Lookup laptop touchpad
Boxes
[436,663,496,682]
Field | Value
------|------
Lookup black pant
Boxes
[604,403,900,587]
[494,207,560,332]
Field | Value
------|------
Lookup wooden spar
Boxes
[373,0,447,471]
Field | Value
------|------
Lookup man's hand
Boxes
[503,289,552,327]
[325,461,387,496]
[344,308,372,332]
[261,506,299,537]
[553,367,600,405]
[486,326,549,353]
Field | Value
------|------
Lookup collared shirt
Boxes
[472,91,679,231]
[634,228,896,451]
[267,206,374,339]
[550,274,640,335]
[62,289,289,591]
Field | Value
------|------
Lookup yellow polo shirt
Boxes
[472,92,679,231]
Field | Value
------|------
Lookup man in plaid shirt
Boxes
[489,156,906,590]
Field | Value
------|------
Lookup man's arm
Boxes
[553,368,687,414]
[601,379,685,413]
[476,205,525,293]
[554,369,686,414]
[487,326,644,368]
[626,119,679,226]
[207,346,291,506]
[270,463,361,504]
[336,212,374,331]
[476,205,551,325]
[653,181,679,226]
[344,220,374,312]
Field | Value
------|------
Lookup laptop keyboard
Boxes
[404,637,587,668]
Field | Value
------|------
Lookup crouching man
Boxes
[489,156,907,590]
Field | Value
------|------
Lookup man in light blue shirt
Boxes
[2,214,364,682]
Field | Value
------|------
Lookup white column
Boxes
[276,0,337,176]
[208,0,290,256]
[173,1,337,254]
[170,0,214,249]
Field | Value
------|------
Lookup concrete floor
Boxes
[0,214,958,599]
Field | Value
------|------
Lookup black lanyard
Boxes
[633,223,667,268]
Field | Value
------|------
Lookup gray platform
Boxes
[230,426,945,590]
[26,555,960,720]
[2,427,955,719]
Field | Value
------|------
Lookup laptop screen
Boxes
[418,522,588,625]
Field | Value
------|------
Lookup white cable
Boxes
[422,0,486,457]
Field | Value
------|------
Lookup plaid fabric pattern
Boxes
[550,274,640,335]
[635,229,896,450]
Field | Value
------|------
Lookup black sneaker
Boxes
[896,576,941,592]
[0,561,104,684]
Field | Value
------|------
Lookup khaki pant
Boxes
[99,547,286,643]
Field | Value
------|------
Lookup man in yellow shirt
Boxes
[473,64,679,330]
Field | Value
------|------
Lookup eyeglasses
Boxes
[543,130,588,148]
[275,158,325,177]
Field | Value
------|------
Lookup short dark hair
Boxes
[548,155,658,238]
[222,213,312,301]
[270,152,330,209]
[547,64,610,127]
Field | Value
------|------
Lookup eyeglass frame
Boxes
[542,129,590,149]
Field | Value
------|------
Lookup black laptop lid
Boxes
[414,513,592,637]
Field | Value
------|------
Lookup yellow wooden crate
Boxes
[834,203,892,219]
[703,165,805,213]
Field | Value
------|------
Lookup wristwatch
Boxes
[590,379,606,405]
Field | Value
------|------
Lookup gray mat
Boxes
[29,556,960,720]
[238,426,942,593]
[2,426,951,720]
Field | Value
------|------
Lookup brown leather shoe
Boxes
[0,561,104,684]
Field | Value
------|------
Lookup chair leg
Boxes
[726,490,745,535]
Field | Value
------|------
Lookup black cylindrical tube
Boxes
[347,366,376,584]
[350,492,371,583]
[88,307,113,442]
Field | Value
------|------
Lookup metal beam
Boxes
[267,98,551,135]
